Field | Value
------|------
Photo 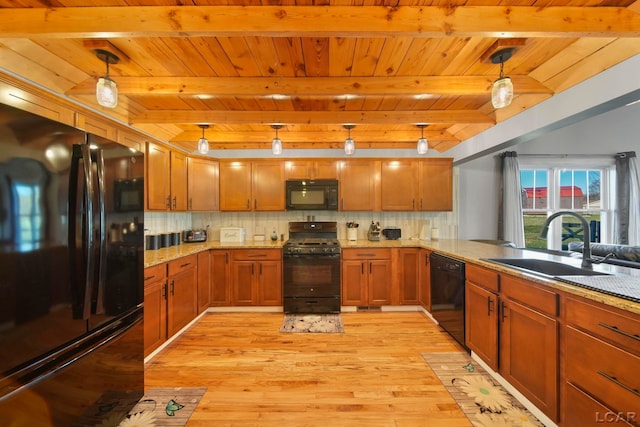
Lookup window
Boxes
[15,183,43,245]
[519,159,614,251]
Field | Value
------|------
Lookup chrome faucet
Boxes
[539,211,593,269]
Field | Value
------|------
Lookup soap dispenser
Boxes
[271,229,278,241]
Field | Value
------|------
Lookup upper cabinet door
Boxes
[170,151,188,211]
[285,160,337,180]
[339,160,379,211]
[146,142,171,210]
[253,161,285,211]
[219,161,253,211]
[312,160,338,179]
[187,157,219,211]
[381,160,418,211]
[419,159,453,212]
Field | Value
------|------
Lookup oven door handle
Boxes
[284,254,341,260]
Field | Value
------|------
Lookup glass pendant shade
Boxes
[270,124,283,155]
[272,137,283,155]
[197,136,209,154]
[197,124,210,154]
[343,124,356,155]
[491,76,513,109]
[417,137,429,155]
[96,76,118,108]
[344,137,355,155]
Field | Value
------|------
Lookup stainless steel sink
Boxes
[485,258,610,278]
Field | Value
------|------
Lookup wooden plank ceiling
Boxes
[1,1,639,153]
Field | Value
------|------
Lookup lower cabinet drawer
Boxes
[563,382,634,426]
[565,325,640,418]
[283,297,340,314]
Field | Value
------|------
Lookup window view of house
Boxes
[520,167,608,250]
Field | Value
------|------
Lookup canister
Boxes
[160,233,171,248]
[146,234,160,250]
[170,232,181,246]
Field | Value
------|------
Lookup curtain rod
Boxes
[516,154,615,159]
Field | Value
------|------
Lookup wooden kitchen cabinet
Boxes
[219,161,252,211]
[170,151,188,211]
[76,113,117,141]
[285,159,338,179]
[341,248,391,306]
[117,129,145,152]
[230,249,282,306]
[381,160,418,211]
[465,264,500,370]
[146,142,187,211]
[197,250,211,313]
[210,250,231,306]
[146,142,171,210]
[500,274,559,421]
[252,160,285,211]
[418,158,453,211]
[144,263,167,356]
[187,157,219,211]
[219,161,284,211]
[396,248,420,304]
[338,160,379,211]
[561,295,640,426]
[464,265,559,421]
[167,255,198,336]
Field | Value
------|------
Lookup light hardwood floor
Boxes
[144,311,472,427]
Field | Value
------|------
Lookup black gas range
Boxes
[282,221,341,314]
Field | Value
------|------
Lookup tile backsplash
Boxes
[145,210,458,243]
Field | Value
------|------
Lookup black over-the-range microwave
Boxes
[285,179,339,211]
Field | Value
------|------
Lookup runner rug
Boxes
[422,352,544,427]
[279,314,344,333]
[81,387,206,427]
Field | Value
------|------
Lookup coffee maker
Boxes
[367,221,381,241]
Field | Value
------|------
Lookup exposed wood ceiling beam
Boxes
[1,6,639,38]
[170,129,459,144]
[131,110,494,125]
[172,140,453,151]
[68,76,551,97]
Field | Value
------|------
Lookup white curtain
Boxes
[614,151,640,246]
[500,152,526,247]
[628,154,640,245]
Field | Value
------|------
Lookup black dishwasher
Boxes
[430,253,467,350]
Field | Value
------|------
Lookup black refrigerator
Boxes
[0,103,145,426]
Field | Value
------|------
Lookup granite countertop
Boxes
[145,240,285,267]
[144,238,640,315]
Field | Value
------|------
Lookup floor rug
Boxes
[85,387,206,427]
[279,314,344,333]
[422,352,544,427]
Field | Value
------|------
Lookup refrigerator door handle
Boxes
[69,143,95,321]
[93,146,107,315]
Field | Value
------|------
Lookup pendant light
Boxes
[197,124,210,154]
[94,49,120,109]
[271,124,283,155]
[416,124,429,155]
[490,48,514,109]
[343,124,355,156]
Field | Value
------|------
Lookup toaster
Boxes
[183,229,207,243]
